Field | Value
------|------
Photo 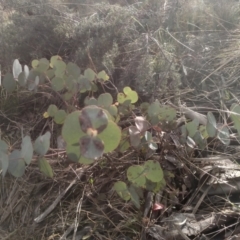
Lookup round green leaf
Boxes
[159,106,176,122]
[54,110,67,124]
[127,165,146,187]
[50,55,62,67]
[65,75,78,92]
[62,111,85,145]
[39,73,46,84]
[98,121,122,153]
[91,82,98,92]
[66,144,94,164]
[78,76,91,93]
[113,181,131,201]
[34,132,51,156]
[66,62,80,78]
[63,91,74,101]
[140,102,150,114]
[79,155,94,164]
[98,93,113,108]
[21,136,33,165]
[66,143,81,162]
[54,60,66,78]
[51,76,65,91]
[79,135,104,160]
[106,105,118,118]
[97,70,109,81]
[46,69,55,79]
[79,106,108,134]
[36,58,49,73]
[117,87,138,104]
[118,138,130,153]
[84,96,98,106]
[147,101,161,118]
[32,59,39,68]
[123,87,138,104]
[117,93,127,104]
[143,160,163,182]
[38,157,53,178]
[3,73,16,93]
[84,68,96,81]
[8,150,25,178]
[47,104,58,117]
[186,119,199,138]
[145,178,166,193]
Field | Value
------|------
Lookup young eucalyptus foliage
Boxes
[0,55,233,210]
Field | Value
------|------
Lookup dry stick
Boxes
[200,54,240,84]
[185,159,236,192]
[192,183,212,214]
[34,169,85,223]
[164,29,195,52]
[72,186,85,240]
[168,102,207,125]
[174,224,191,240]
[60,223,75,240]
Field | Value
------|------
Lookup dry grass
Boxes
[2,0,240,239]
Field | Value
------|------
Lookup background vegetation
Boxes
[1,0,240,239]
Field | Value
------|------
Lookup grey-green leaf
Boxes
[13,59,22,79]
[217,124,230,145]
[38,157,53,178]
[3,73,16,93]
[34,131,51,156]
[207,112,216,127]
[21,136,33,165]
[54,110,67,124]
[113,181,131,201]
[186,119,199,138]
[0,139,8,153]
[230,104,240,136]
[8,150,25,178]
[51,76,65,91]
[0,151,9,177]
[129,184,140,209]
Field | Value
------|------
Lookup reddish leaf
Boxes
[135,116,150,132]
[152,203,164,211]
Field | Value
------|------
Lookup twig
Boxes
[72,186,85,240]
[34,168,85,223]
[174,224,191,240]
[164,29,195,52]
